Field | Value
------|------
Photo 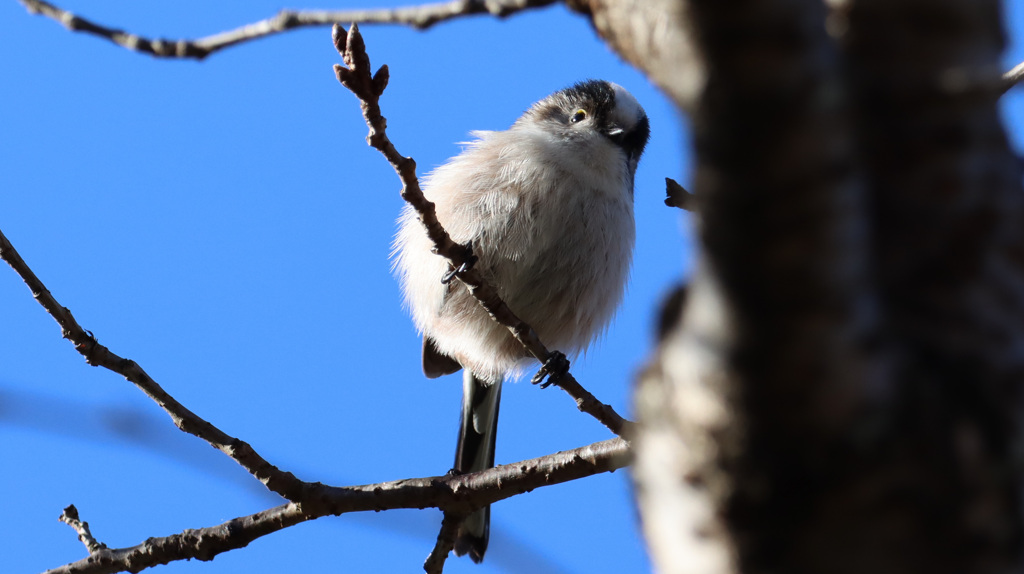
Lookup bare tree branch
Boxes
[59,505,108,555]
[0,227,310,502]
[2,217,630,573]
[16,0,557,60]
[422,512,462,573]
[331,23,634,438]
[44,437,630,574]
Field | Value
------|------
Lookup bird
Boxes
[391,79,649,562]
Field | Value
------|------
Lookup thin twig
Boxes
[331,23,634,438]
[423,512,463,573]
[665,177,695,211]
[0,228,312,502]
[44,437,630,574]
[17,0,557,60]
[59,505,108,554]
[1003,60,1024,94]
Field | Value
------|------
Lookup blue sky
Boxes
[1,2,1021,574]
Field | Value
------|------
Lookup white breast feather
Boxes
[392,122,635,382]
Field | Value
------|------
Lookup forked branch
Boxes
[43,438,629,574]
[17,0,557,59]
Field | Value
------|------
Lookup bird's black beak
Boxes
[606,115,650,162]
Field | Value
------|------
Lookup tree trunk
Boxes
[605,0,1024,572]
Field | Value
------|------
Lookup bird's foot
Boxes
[441,241,478,284]
[531,351,570,389]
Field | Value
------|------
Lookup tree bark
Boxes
[625,0,1024,572]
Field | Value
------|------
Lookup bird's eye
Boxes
[570,109,587,123]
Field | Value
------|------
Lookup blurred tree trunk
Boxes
[573,0,1024,572]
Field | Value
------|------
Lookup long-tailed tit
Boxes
[392,79,649,562]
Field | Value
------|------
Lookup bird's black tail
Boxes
[453,370,501,563]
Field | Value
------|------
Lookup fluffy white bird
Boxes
[392,80,649,562]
